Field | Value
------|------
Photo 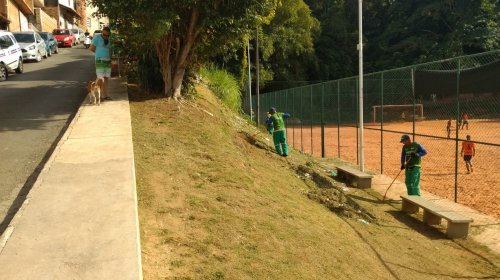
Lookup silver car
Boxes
[12,31,47,62]
[71,28,85,44]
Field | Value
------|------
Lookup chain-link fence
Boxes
[254,50,500,218]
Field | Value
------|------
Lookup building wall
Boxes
[85,1,106,34]
[42,4,57,19]
[19,8,27,30]
[0,0,6,16]
[75,0,84,29]
[7,0,21,31]
[34,7,56,31]
[0,0,8,29]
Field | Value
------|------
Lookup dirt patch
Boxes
[288,120,500,218]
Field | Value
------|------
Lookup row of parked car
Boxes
[0,28,89,82]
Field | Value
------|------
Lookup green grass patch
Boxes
[199,64,241,112]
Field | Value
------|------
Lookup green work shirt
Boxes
[268,112,287,131]
[402,142,422,167]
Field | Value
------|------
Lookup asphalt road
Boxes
[0,45,96,232]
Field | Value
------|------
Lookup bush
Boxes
[137,49,164,94]
[199,64,241,112]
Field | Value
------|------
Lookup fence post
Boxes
[356,77,359,165]
[284,90,287,141]
[337,81,341,158]
[292,88,295,148]
[411,68,416,140]
[454,58,461,203]
[301,88,304,153]
[310,86,313,155]
[380,72,384,174]
[321,83,325,158]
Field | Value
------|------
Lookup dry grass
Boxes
[129,84,500,280]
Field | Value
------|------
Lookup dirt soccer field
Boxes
[287,119,500,218]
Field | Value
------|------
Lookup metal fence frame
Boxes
[255,50,500,207]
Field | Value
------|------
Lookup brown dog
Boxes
[87,77,104,105]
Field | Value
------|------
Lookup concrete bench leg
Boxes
[358,178,371,189]
[339,173,353,186]
[337,172,347,182]
[423,210,442,225]
[402,200,419,214]
[446,222,470,239]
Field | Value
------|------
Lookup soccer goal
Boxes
[371,104,424,122]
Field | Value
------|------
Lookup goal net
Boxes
[371,104,424,122]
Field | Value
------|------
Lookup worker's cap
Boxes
[400,134,410,143]
[269,107,276,114]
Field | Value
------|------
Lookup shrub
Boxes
[137,49,164,94]
[200,64,242,112]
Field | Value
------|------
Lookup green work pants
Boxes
[273,130,288,156]
[405,166,421,195]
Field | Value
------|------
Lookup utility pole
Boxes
[358,0,364,171]
[247,38,253,121]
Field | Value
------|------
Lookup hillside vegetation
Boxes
[129,84,499,280]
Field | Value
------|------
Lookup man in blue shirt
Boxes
[89,26,112,100]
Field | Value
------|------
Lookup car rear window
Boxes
[53,29,69,35]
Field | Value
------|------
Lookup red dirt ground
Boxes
[287,119,500,218]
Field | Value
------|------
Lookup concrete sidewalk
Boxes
[0,78,142,279]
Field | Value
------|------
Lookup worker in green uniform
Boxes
[400,134,428,195]
[266,107,290,157]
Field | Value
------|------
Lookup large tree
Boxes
[261,0,320,90]
[90,0,279,99]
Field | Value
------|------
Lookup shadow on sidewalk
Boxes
[0,110,78,237]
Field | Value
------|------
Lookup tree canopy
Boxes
[90,0,499,95]
[306,0,499,81]
[90,0,279,98]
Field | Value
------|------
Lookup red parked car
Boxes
[52,28,75,47]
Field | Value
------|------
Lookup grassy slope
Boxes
[130,85,500,280]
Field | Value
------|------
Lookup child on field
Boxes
[446,119,452,138]
[461,113,470,130]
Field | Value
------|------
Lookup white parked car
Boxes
[71,28,85,44]
[0,30,23,81]
[12,31,47,62]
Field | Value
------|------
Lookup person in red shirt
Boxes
[461,135,475,173]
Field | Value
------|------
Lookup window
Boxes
[0,35,14,49]
[13,33,35,43]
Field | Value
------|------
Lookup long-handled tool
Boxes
[383,156,411,201]
[383,168,404,201]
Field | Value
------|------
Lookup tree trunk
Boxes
[155,34,173,97]
[155,9,199,99]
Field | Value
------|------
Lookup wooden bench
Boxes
[336,166,373,189]
[401,195,473,239]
